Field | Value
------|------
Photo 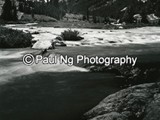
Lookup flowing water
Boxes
[2,25,160,120]
[0,72,121,120]
[0,49,122,120]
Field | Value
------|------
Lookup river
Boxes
[0,48,122,120]
[1,25,160,120]
[0,72,121,120]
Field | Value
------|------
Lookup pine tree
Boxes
[1,0,17,21]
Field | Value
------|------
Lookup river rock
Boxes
[84,82,160,120]
[54,39,67,47]
[55,41,67,47]
[32,40,52,49]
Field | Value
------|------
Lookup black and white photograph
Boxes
[0,0,160,120]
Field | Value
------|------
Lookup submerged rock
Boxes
[84,82,160,120]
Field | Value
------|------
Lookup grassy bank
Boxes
[51,43,160,87]
[85,63,160,87]
[35,21,159,29]
[0,27,32,48]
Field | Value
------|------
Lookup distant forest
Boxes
[68,0,160,23]
[1,0,160,23]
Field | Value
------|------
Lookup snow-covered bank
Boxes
[0,50,88,83]
[4,24,160,49]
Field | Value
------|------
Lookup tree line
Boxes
[1,0,68,21]
[64,0,160,23]
[1,0,160,23]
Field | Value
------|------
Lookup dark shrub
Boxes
[60,29,84,41]
[0,27,32,48]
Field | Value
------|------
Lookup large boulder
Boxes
[84,82,160,120]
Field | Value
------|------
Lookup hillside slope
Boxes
[68,0,160,23]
